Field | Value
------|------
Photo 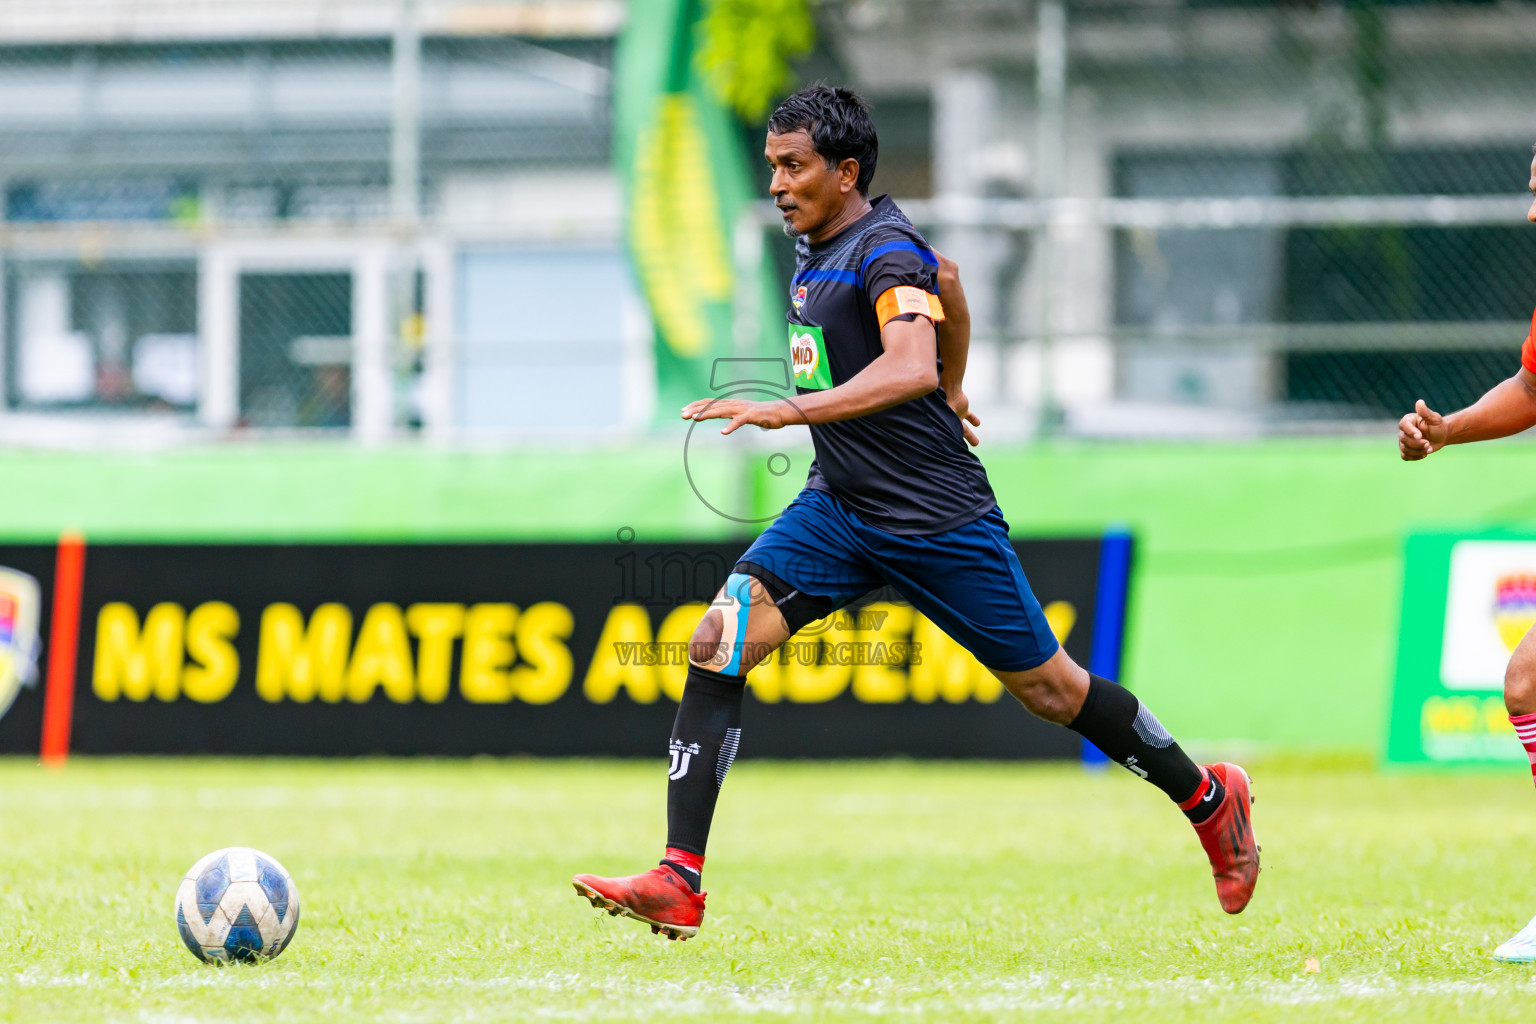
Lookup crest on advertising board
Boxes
[1441,541,1536,688]
[0,566,41,722]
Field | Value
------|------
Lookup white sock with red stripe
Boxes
[1512,712,1536,783]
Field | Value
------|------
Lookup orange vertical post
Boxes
[40,531,86,768]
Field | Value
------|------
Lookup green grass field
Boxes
[3,755,1536,1022]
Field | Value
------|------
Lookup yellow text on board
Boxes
[91,599,1076,706]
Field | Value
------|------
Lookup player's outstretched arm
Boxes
[1400,368,1536,460]
[681,317,940,433]
[935,252,981,446]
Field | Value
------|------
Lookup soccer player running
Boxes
[574,85,1259,940]
[1397,146,1536,963]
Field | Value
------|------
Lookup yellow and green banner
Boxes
[614,0,782,414]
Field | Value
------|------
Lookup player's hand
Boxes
[681,398,794,434]
[1398,399,1449,461]
[949,389,981,446]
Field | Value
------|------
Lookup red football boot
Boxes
[1190,762,1260,914]
[572,864,706,940]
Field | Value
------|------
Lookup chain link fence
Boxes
[0,1,626,441]
[809,0,1536,438]
[3,0,1536,441]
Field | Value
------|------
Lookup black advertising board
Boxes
[0,538,1127,759]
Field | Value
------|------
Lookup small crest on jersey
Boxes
[793,285,807,309]
[0,567,41,725]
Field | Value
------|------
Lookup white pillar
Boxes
[353,245,392,443]
[934,69,993,200]
[935,68,1023,431]
[0,248,9,415]
[391,0,421,228]
[933,65,1002,365]
[621,282,657,431]
[1049,76,1115,411]
[1034,0,1067,202]
[199,245,239,430]
[390,0,422,438]
[418,238,457,441]
[1032,0,1067,427]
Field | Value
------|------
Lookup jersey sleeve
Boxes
[1524,303,1536,375]
[860,232,946,329]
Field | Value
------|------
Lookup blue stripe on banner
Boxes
[795,268,859,286]
[859,240,938,276]
[1083,526,1135,766]
[721,573,754,676]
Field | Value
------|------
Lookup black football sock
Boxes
[1068,674,1220,823]
[663,663,745,891]
[1174,764,1225,826]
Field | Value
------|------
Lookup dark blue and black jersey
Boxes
[787,195,996,536]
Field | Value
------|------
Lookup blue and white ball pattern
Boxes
[174,847,300,964]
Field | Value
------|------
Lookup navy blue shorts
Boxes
[736,488,1059,673]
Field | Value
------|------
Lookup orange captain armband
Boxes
[875,285,945,329]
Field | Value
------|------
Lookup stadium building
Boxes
[0,0,646,442]
[0,0,1533,445]
[822,0,1536,435]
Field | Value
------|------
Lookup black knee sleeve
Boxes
[733,560,833,636]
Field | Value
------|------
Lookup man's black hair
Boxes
[768,85,878,195]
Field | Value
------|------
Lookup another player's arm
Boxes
[682,317,939,433]
[1399,368,1536,460]
[934,252,981,446]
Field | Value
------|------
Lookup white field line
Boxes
[8,968,1536,1017]
[0,785,555,810]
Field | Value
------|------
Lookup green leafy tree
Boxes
[696,0,816,122]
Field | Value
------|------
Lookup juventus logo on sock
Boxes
[668,740,701,781]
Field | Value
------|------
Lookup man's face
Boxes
[765,129,858,239]
[1527,153,1536,223]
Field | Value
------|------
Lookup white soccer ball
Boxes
[174,847,301,964]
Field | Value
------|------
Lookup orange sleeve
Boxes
[1524,303,1536,374]
[875,285,946,329]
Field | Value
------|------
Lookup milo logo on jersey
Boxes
[0,567,41,722]
[789,324,832,390]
